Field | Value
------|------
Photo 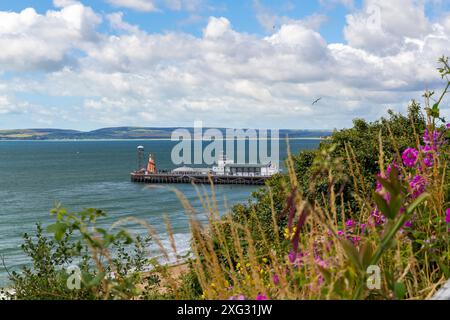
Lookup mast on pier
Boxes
[137,146,145,171]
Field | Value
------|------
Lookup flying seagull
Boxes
[312,97,322,105]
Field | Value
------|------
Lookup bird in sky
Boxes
[312,97,322,105]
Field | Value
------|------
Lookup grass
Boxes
[173,120,448,300]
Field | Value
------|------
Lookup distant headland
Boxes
[0,127,333,140]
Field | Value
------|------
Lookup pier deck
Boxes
[130,172,269,185]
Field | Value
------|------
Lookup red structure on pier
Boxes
[146,154,157,174]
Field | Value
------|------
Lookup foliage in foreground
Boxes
[2,209,158,300]
[187,57,449,300]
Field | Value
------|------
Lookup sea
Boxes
[0,139,320,286]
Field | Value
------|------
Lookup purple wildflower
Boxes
[409,175,427,198]
[345,219,355,229]
[375,179,383,192]
[421,144,436,153]
[376,163,400,193]
[256,294,268,300]
[272,274,280,285]
[369,209,386,226]
[347,235,361,245]
[315,257,328,268]
[423,154,434,167]
[445,208,450,224]
[386,163,399,175]
[288,251,296,263]
[420,145,435,168]
[402,147,419,167]
[228,295,246,300]
[360,223,367,233]
[383,191,391,203]
[288,251,306,266]
[423,129,442,146]
[422,144,433,152]
[404,220,412,228]
[318,275,325,286]
[446,123,450,130]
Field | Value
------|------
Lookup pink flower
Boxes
[315,257,328,268]
[409,175,427,198]
[383,191,391,203]
[420,145,435,167]
[272,274,280,285]
[423,154,434,167]
[369,209,386,226]
[375,179,383,192]
[256,294,268,300]
[445,208,450,224]
[345,219,355,228]
[318,275,325,286]
[423,129,442,146]
[288,251,296,263]
[360,223,367,233]
[421,144,436,153]
[402,148,419,167]
[348,235,361,245]
[386,163,399,175]
[376,163,400,192]
[288,251,306,266]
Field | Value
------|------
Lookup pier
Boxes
[130,172,270,185]
[131,147,277,185]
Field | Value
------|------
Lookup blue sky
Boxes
[0,0,357,41]
[0,0,449,130]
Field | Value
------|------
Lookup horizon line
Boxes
[0,126,335,132]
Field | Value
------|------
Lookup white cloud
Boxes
[105,0,157,12]
[53,0,79,7]
[163,0,204,11]
[107,12,141,33]
[344,0,432,55]
[226,80,273,102]
[0,95,13,115]
[0,94,36,117]
[104,0,204,12]
[203,16,232,38]
[0,2,101,71]
[319,0,355,9]
[253,0,327,33]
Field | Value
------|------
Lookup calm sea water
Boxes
[0,139,320,285]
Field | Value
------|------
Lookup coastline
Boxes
[0,137,327,142]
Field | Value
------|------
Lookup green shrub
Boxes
[7,208,154,300]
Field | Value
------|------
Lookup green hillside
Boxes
[0,127,331,140]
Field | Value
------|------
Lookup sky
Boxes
[0,0,449,130]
